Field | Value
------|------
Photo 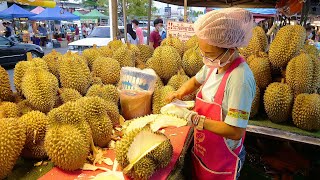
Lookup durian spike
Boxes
[169,34,173,46]
[93,44,97,49]
[281,78,285,84]
[26,52,32,61]
[113,37,117,41]
[66,51,72,56]
[52,49,56,54]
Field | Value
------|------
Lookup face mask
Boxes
[200,49,235,69]
[158,26,163,32]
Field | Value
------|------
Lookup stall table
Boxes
[8,126,193,180]
[248,119,320,146]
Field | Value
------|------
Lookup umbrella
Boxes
[29,6,80,21]
[31,6,45,15]
[0,4,36,19]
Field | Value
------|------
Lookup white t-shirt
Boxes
[127,33,139,45]
[195,62,256,149]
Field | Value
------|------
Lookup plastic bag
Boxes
[118,67,157,120]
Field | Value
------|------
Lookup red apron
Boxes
[192,57,245,180]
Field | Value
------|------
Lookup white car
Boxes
[68,26,124,53]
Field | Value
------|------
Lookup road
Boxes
[5,47,69,92]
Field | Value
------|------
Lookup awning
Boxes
[0,4,36,19]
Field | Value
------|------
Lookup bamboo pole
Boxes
[184,0,187,22]
[147,0,152,44]
[122,0,127,42]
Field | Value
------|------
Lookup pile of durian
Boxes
[0,35,202,179]
[241,25,320,132]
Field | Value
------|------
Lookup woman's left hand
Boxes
[160,104,197,124]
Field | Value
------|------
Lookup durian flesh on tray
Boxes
[122,114,187,134]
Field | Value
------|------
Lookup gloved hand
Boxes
[160,104,198,125]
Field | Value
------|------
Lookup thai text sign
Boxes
[166,21,195,41]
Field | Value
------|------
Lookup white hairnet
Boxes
[194,8,254,49]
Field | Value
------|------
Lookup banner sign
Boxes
[166,21,195,42]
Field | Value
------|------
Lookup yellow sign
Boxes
[13,0,56,8]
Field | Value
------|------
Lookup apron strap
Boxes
[213,57,245,105]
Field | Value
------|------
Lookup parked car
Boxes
[68,26,124,53]
[0,36,44,66]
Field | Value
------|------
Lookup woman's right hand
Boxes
[165,91,183,103]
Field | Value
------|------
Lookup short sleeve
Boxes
[224,83,255,128]
[195,65,208,84]
[149,32,155,42]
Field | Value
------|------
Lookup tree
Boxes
[118,0,157,18]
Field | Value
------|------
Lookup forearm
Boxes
[202,118,245,140]
[177,77,201,97]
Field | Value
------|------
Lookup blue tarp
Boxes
[208,8,277,15]
[0,4,36,19]
[29,6,80,21]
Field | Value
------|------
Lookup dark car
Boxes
[0,36,44,66]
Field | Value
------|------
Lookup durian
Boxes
[21,68,59,113]
[264,81,293,123]
[241,26,268,58]
[182,47,203,77]
[42,49,62,78]
[137,44,153,63]
[147,46,181,82]
[82,44,100,69]
[269,25,306,68]
[91,57,120,85]
[161,35,184,57]
[58,88,82,103]
[117,128,173,179]
[99,45,113,58]
[0,102,19,118]
[59,51,91,95]
[248,53,272,89]
[86,84,119,105]
[108,39,123,51]
[292,93,320,131]
[152,85,175,114]
[304,44,319,59]
[112,43,135,67]
[0,118,26,179]
[0,65,13,101]
[286,52,316,96]
[77,97,113,147]
[21,141,47,159]
[185,35,198,51]
[45,124,90,171]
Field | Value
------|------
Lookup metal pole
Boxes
[110,0,118,40]
[122,0,127,42]
[147,0,152,44]
[184,0,187,22]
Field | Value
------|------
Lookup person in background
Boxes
[161,8,255,180]
[38,24,48,47]
[60,25,65,38]
[149,18,163,49]
[132,19,144,44]
[70,25,75,33]
[75,24,80,40]
[82,24,87,38]
[126,23,139,45]
[86,24,92,36]
[2,22,11,38]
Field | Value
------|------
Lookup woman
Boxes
[161,8,256,180]
[126,23,139,45]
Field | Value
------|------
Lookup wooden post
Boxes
[184,0,187,22]
[147,0,152,44]
[110,0,118,40]
[123,0,127,42]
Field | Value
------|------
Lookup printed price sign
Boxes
[166,21,195,42]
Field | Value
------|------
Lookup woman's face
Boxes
[198,38,228,63]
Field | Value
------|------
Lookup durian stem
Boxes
[26,52,32,61]
[90,138,99,156]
